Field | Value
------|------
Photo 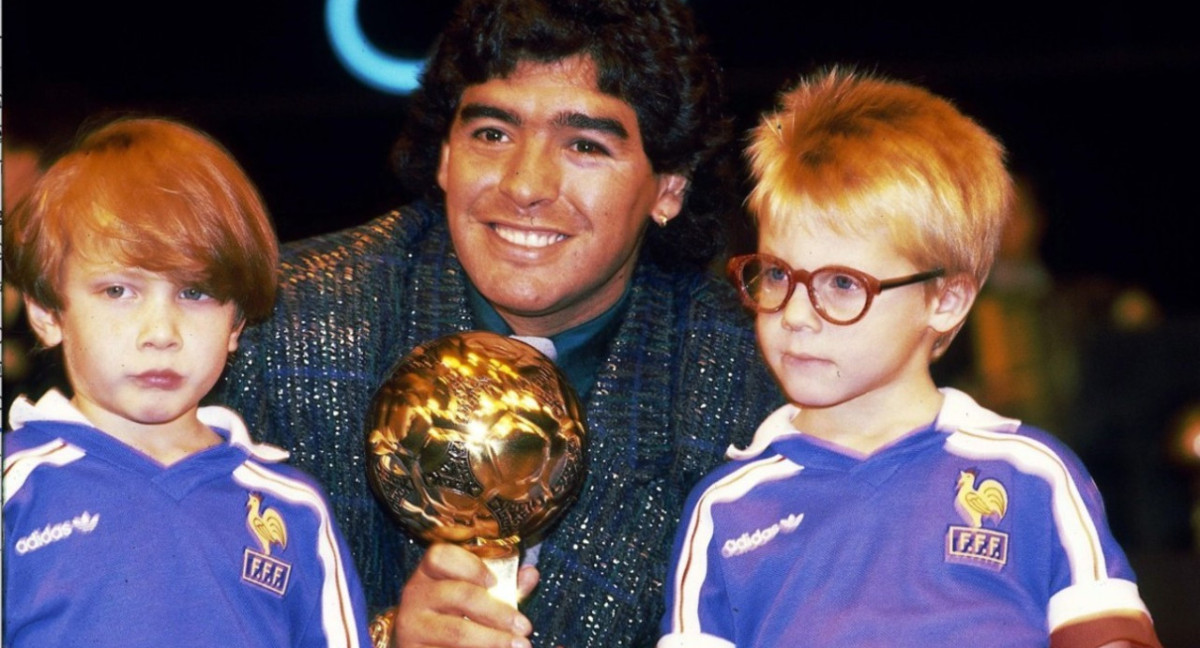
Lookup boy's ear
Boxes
[927,273,977,359]
[24,297,65,348]
[929,273,978,336]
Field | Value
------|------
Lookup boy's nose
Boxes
[498,139,560,209]
[137,301,182,349]
[780,288,823,332]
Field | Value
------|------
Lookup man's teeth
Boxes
[493,224,566,248]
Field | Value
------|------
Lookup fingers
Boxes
[516,565,540,601]
[419,543,494,587]
[393,544,533,648]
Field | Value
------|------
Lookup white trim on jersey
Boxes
[725,404,801,462]
[8,390,291,463]
[940,387,1152,631]
[1047,578,1151,632]
[657,632,736,648]
[7,391,91,429]
[665,454,803,636]
[198,403,291,463]
[233,462,362,648]
[945,427,1106,583]
[3,440,87,506]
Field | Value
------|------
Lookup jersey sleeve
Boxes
[235,461,372,648]
[658,473,738,648]
[295,509,372,648]
[1034,430,1161,648]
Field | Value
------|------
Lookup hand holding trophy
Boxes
[364,332,588,647]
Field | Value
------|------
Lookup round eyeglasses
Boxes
[727,253,945,325]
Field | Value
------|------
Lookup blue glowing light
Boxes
[327,0,691,94]
[325,0,424,95]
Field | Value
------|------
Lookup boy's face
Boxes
[26,249,243,438]
[754,218,966,413]
[437,54,687,337]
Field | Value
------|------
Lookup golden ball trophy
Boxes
[364,332,588,647]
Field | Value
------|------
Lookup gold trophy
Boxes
[365,332,587,646]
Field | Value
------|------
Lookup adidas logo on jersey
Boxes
[721,513,805,558]
[14,511,101,555]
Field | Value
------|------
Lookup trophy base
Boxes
[483,553,519,607]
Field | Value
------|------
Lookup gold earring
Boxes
[652,213,669,228]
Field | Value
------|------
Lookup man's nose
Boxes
[498,138,560,209]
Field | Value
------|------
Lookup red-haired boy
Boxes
[3,118,369,647]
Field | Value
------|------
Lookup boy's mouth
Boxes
[133,370,184,390]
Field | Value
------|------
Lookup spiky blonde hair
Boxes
[746,68,1012,287]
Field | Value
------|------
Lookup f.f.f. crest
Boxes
[945,469,1010,571]
[241,492,292,595]
[954,469,1008,528]
[246,492,288,555]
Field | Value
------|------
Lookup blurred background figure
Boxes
[936,173,1195,557]
[3,135,62,417]
[931,171,1200,644]
[1169,402,1200,551]
[961,176,1070,434]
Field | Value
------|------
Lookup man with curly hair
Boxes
[223,1,781,646]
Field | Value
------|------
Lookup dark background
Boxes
[5,1,1198,315]
[5,1,1199,641]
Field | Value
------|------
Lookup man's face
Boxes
[438,55,687,337]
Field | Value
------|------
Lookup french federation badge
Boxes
[241,492,293,595]
[945,469,1010,570]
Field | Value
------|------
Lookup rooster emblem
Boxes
[954,469,1008,528]
[246,492,288,555]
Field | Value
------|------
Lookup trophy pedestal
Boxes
[483,553,519,606]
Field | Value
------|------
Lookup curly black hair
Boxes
[392,0,735,269]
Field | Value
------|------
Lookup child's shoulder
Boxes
[684,404,806,506]
[198,404,289,459]
[3,420,77,456]
[4,393,91,455]
[937,387,1090,473]
[199,405,341,510]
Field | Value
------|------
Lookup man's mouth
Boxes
[492,224,567,248]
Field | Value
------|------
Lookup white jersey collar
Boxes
[726,387,1021,461]
[7,389,290,463]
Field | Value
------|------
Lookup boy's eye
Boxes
[103,286,128,299]
[763,265,789,283]
[824,272,864,293]
[833,275,857,290]
[179,287,210,301]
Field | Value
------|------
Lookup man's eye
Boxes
[571,139,610,156]
[473,128,508,143]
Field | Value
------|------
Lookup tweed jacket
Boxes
[222,200,782,648]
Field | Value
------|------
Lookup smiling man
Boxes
[222,1,781,647]
[438,55,689,337]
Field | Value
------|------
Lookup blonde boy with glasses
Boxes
[659,69,1160,648]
